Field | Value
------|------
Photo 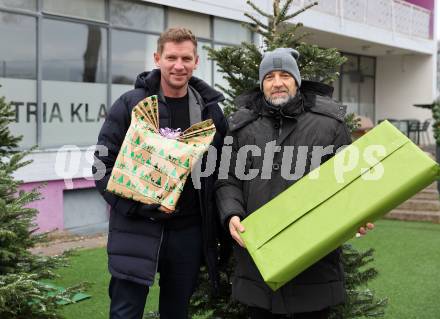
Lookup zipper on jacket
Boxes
[274,117,282,140]
[279,118,283,137]
[154,227,164,276]
[198,177,212,278]
[167,102,172,128]
[198,186,207,248]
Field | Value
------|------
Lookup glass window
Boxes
[111,30,158,84]
[42,19,107,83]
[193,41,212,85]
[0,0,36,10]
[41,19,107,147]
[0,80,37,148]
[331,77,340,101]
[112,84,132,107]
[43,0,106,21]
[111,0,164,32]
[41,80,107,147]
[359,77,375,120]
[0,12,37,148]
[168,8,210,39]
[340,54,376,121]
[213,17,251,45]
[213,44,230,100]
[360,56,375,76]
[342,54,358,73]
[0,12,36,79]
[341,72,359,115]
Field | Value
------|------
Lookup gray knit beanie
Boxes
[259,48,301,89]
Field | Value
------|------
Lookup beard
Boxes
[265,93,295,107]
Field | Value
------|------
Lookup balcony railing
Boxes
[294,0,432,39]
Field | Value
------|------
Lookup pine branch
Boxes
[284,1,318,21]
[0,273,89,319]
[259,29,273,40]
[270,0,281,36]
[244,13,270,31]
[246,0,271,18]
[245,24,264,35]
[293,30,310,43]
[274,0,294,25]
[272,0,280,16]
[0,94,89,318]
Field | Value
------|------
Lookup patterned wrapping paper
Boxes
[239,121,440,291]
[106,95,216,210]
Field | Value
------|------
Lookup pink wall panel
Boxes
[20,178,96,232]
[405,0,434,11]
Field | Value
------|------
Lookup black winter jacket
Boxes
[94,69,228,289]
[215,81,351,313]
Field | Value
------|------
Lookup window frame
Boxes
[0,0,37,12]
[41,0,107,23]
[337,53,377,122]
[41,18,108,83]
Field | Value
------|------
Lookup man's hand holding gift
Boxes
[229,215,375,247]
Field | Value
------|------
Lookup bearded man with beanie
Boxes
[215,48,373,318]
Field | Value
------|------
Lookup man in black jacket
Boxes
[215,48,373,319]
[94,28,227,319]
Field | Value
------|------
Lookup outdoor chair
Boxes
[418,119,431,145]
[407,119,431,145]
[379,119,407,136]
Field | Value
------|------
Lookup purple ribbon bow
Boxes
[159,127,182,139]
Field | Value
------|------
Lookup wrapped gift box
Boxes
[106,95,216,210]
[240,120,439,291]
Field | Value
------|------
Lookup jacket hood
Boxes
[300,80,334,98]
[134,69,225,105]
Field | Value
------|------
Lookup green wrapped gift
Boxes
[240,120,439,291]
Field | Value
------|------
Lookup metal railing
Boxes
[294,0,432,39]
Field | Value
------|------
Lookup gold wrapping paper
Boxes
[106,95,216,210]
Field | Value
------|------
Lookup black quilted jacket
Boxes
[94,69,228,290]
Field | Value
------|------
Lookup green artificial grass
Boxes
[349,219,440,319]
[52,219,440,319]
[51,248,159,319]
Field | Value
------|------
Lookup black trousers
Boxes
[109,224,202,319]
[249,306,330,319]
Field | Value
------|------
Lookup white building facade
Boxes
[0,0,436,233]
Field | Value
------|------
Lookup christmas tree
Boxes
[0,94,85,318]
[208,0,346,115]
[188,1,385,318]
[329,245,388,318]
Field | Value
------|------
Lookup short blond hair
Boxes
[157,27,197,54]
